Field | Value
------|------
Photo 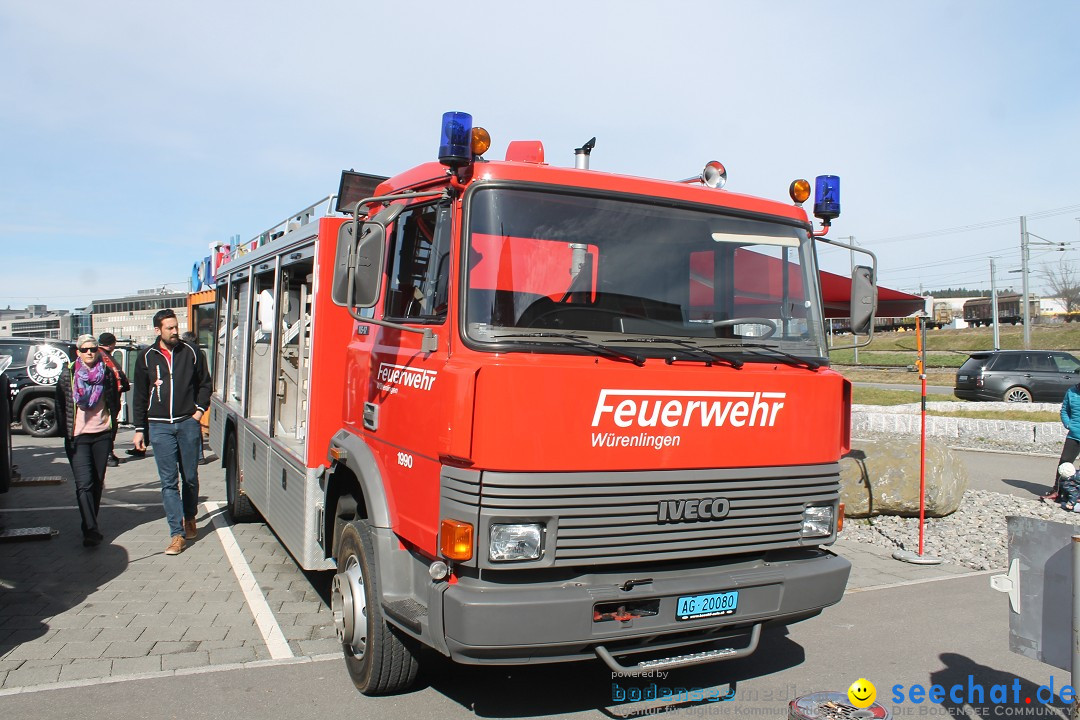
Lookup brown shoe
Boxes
[184,518,197,540]
[165,535,186,555]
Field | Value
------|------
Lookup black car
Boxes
[0,337,77,437]
[954,350,1080,403]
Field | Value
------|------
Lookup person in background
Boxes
[97,332,129,467]
[55,335,120,546]
[132,310,212,555]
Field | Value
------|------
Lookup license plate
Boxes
[675,590,738,621]
[958,375,968,381]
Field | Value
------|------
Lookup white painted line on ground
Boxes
[845,567,1000,594]
[0,653,340,696]
[204,501,294,660]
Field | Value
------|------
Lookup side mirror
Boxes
[850,265,877,335]
[352,221,388,308]
[330,221,355,307]
[330,203,406,310]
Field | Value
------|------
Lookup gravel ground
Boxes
[838,488,1080,571]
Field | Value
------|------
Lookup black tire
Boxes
[335,520,419,695]
[20,396,58,438]
[224,433,257,521]
[1003,386,1032,403]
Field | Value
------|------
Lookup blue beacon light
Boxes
[439,111,473,168]
[813,175,840,223]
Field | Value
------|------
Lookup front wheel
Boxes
[20,396,58,437]
[332,520,419,695]
[1003,386,1032,403]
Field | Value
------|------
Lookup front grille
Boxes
[476,464,839,567]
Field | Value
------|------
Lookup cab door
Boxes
[363,201,453,552]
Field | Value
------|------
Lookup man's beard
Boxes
[162,335,180,348]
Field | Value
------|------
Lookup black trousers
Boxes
[66,431,111,535]
[1056,437,1080,491]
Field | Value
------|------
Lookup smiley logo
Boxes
[848,678,876,708]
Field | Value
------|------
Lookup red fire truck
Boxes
[208,112,877,695]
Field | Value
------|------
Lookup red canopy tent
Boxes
[820,268,925,319]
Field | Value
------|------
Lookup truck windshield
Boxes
[464,187,828,361]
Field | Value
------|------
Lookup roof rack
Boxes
[229,195,335,261]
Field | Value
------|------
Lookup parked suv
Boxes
[0,337,76,437]
[954,350,1080,403]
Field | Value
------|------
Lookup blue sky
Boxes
[2,1,1079,310]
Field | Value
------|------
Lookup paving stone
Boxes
[0,658,26,672]
[128,613,178,628]
[297,638,340,656]
[137,626,187,642]
[58,659,113,681]
[5,663,62,687]
[2,642,62,661]
[1,615,51,630]
[208,646,257,664]
[161,601,205,615]
[280,625,313,641]
[111,655,163,676]
[93,627,146,643]
[161,651,210,670]
[51,628,104,643]
[150,641,200,656]
[55,642,109,659]
[182,626,228,642]
[101,641,156,658]
[82,614,136,629]
[292,613,332,627]
[172,612,219,628]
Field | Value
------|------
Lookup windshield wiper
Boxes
[497,332,646,366]
[737,343,823,370]
[620,337,743,369]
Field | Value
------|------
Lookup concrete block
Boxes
[93,627,146,643]
[297,638,341,656]
[136,626,187,643]
[51,628,104,643]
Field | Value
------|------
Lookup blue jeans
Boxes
[149,417,202,538]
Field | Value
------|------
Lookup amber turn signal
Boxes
[440,519,474,561]
[471,127,491,156]
[789,179,811,205]
[837,503,845,532]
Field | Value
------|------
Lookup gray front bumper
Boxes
[440,549,850,665]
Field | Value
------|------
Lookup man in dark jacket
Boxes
[132,309,212,555]
[97,332,130,467]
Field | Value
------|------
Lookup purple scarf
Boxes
[73,360,106,410]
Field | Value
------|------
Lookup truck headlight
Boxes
[489,523,544,562]
[801,505,834,538]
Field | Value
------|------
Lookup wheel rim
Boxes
[1005,388,1031,403]
[331,555,367,656]
[25,401,53,432]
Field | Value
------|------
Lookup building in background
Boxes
[71,307,93,339]
[90,290,188,345]
[0,306,72,339]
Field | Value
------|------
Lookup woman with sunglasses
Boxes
[55,334,121,546]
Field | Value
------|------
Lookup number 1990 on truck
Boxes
[207,111,878,694]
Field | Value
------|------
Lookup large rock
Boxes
[839,437,968,518]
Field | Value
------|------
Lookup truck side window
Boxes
[383,203,448,323]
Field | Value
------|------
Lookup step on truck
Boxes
[207,111,878,695]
